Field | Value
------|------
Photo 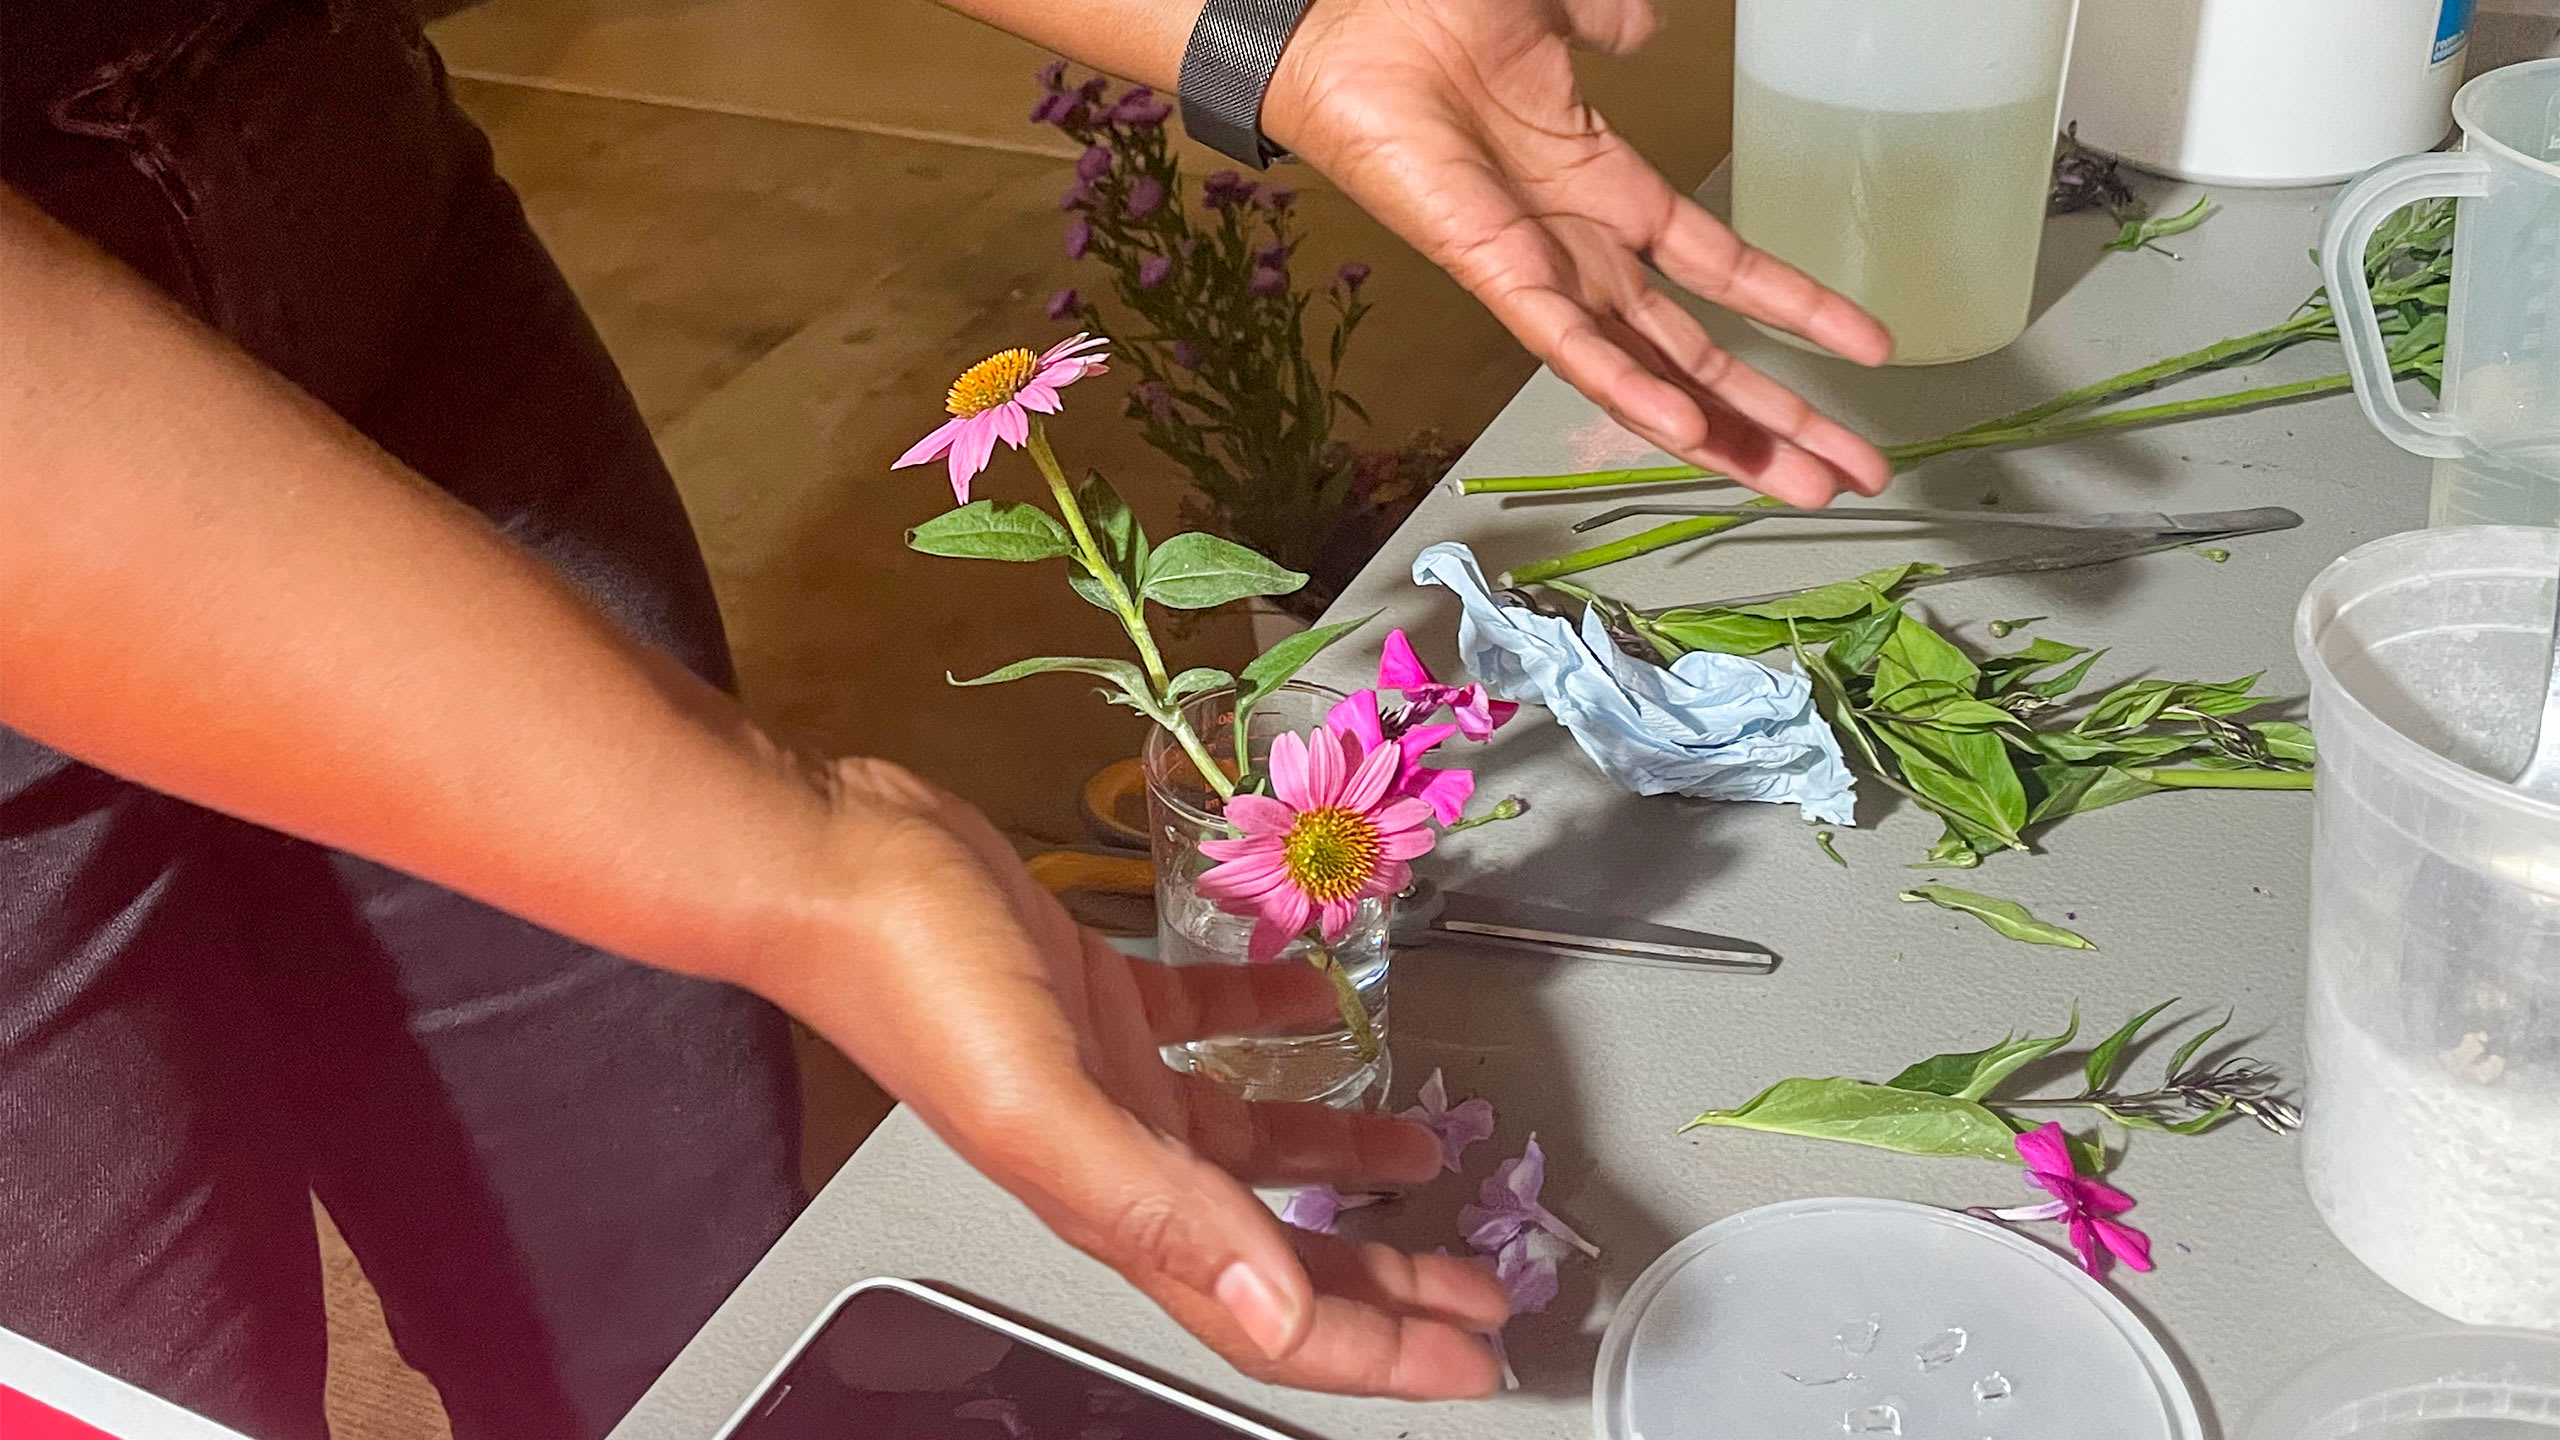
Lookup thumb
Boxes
[949,1071,1320,1362]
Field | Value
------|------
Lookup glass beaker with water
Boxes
[1731,0,2081,366]
[2324,58,2560,528]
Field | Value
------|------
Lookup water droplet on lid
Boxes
[1974,1371,2014,1405]
[1780,1365,1859,1387]
[1915,1327,1968,1370]
[1840,1403,1902,1436]
[1835,1316,1880,1356]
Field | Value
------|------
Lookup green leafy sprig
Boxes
[1682,1001,2298,1172]
[909,434,1368,800]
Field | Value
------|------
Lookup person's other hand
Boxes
[771,758,1511,1398]
[1263,0,1894,505]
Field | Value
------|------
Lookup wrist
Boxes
[1180,0,1325,166]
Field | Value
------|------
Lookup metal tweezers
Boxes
[1613,504,2304,611]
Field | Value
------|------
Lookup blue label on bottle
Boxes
[2433,0,2475,66]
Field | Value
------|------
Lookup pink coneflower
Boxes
[1196,726,1437,962]
[1981,1122,2154,1277]
[893,334,1109,503]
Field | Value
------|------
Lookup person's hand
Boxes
[1263,0,1894,505]
[769,758,1512,1398]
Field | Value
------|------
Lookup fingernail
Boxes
[1215,1261,1299,1358]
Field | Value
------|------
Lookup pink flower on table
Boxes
[1194,726,1437,962]
[1460,1135,1599,1261]
[1400,1067,1495,1173]
[1982,1122,2155,1278]
[1326,688,1474,826]
[1378,628,1517,741]
[893,334,1109,503]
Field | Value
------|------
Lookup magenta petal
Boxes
[1300,727,1348,809]
[1410,766,1475,826]
[2012,1121,2075,1178]
[1197,852,1289,900]
[1247,919,1292,964]
[1197,833,1279,862]
[893,415,965,469]
[1376,826,1437,862]
[1355,860,1409,900]
[1267,731,1312,809]
[1316,897,1357,942]
[1378,629,1436,692]
[2066,1214,2106,1277]
[1264,885,1311,940]
[989,401,1031,447]
[1396,722,1461,767]
[1014,382,1063,415]
[1338,735,1402,813]
[1222,793,1297,838]
[2074,1177,2138,1215]
[1370,797,1437,835]
[2094,1216,2154,1272]
[1327,690,1386,751]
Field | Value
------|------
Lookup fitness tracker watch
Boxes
[1177,0,1318,168]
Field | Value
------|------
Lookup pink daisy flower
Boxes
[893,333,1110,503]
[1982,1122,2155,1277]
[1195,726,1438,962]
[1326,688,1475,826]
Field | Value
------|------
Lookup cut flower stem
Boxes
[1310,944,1379,1063]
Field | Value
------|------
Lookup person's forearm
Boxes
[0,188,847,984]
[934,0,1192,93]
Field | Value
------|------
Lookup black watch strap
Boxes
[1178,0,1316,168]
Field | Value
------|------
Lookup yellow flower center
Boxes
[1281,807,1382,904]
[945,348,1039,417]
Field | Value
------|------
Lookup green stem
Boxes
[1310,944,1379,1064]
[1457,317,2343,499]
[1024,421,1236,802]
[1503,374,2355,581]
[2125,767,2316,789]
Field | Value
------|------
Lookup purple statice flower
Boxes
[1075,144,1112,182]
[1029,91,1074,125]
[1045,287,1079,320]
[1136,253,1174,290]
[1202,169,1257,210]
[1256,185,1296,213]
[1037,58,1069,91]
[1061,101,1093,129]
[1124,175,1166,220]
[1399,1068,1496,1173]
[1249,265,1289,297]
[1252,240,1291,269]
[1059,182,1096,212]
[1078,75,1109,104]
[1170,339,1202,370]
[1494,1236,1559,1314]
[1338,260,1372,291]
[1132,380,1174,420]
[1063,216,1092,260]
[1279,1184,1383,1235]
[1460,1136,1600,1261]
[1109,87,1171,126]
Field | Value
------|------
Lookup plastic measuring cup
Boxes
[2293,525,2560,1327]
[1732,0,2081,366]
[2241,1328,2560,1440]
[2322,59,2560,528]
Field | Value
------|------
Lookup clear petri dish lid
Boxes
[1593,1197,2201,1440]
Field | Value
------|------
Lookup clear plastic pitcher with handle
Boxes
[2322,58,2560,528]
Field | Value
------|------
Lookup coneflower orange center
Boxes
[1281,808,1381,903]
[945,348,1039,417]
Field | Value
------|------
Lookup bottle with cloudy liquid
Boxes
[1732,0,2081,366]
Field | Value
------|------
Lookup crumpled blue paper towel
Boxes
[1413,541,1856,825]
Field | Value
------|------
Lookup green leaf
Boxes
[1140,533,1307,609]
[1872,615,1981,706]
[2251,720,2318,764]
[1681,1077,2022,1163]
[1870,719,2029,847]
[1164,667,1234,703]
[1827,602,1909,673]
[1648,610,1820,657]
[2025,729,2201,764]
[2075,675,2267,734]
[907,501,1072,563]
[2106,195,2217,253]
[2165,1009,2233,1080]
[951,655,1150,693]
[2026,761,2162,823]
[1911,825,1988,869]
[1067,470,1149,613]
[1729,564,1926,622]
[1890,1011,2077,1101]
[2104,1097,2237,1135]
[1236,611,1378,715]
[2084,999,2179,1092]
[1900,883,2097,950]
